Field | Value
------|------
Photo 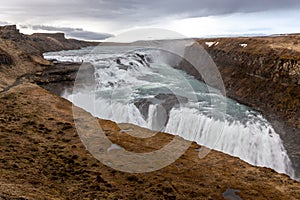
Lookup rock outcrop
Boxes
[0,49,13,65]
[0,25,24,41]
[0,25,98,55]
[133,94,188,121]
[32,62,95,96]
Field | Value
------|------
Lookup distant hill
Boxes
[0,25,99,55]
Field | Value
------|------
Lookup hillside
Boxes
[0,25,98,91]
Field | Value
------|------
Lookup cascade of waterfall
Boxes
[45,45,295,179]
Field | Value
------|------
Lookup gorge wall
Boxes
[196,36,300,126]
[176,35,300,179]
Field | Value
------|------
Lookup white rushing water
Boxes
[44,45,295,178]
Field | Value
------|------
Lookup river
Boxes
[44,44,295,179]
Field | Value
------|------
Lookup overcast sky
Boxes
[0,0,300,41]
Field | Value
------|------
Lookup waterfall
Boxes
[165,107,294,176]
[46,45,295,179]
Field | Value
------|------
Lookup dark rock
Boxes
[133,93,188,129]
[116,58,121,65]
[0,52,13,65]
[117,65,129,70]
[126,175,139,182]
[133,98,152,120]
[0,25,23,42]
[33,62,95,96]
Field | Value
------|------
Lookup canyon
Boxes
[0,25,299,199]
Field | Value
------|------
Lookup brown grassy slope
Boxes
[0,83,300,199]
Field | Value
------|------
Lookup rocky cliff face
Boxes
[177,36,300,126]
[0,25,24,41]
[193,36,300,127]
[176,36,300,179]
[31,62,95,96]
[206,47,300,85]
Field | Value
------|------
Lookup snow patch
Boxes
[239,43,248,48]
[205,41,218,47]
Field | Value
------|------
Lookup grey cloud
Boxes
[3,0,300,22]
[20,25,113,40]
[0,21,9,26]
[2,0,300,33]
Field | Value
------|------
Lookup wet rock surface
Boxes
[133,94,188,121]
[133,94,188,131]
